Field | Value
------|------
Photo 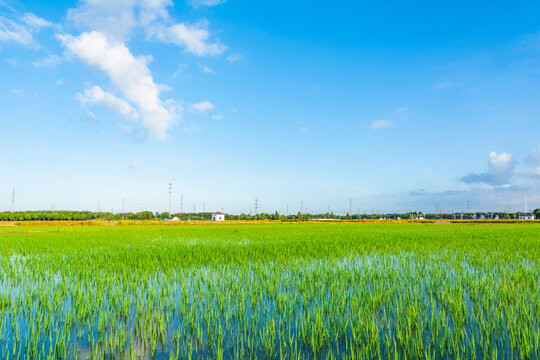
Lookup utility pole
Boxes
[524,193,528,213]
[180,194,183,215]
[300,200,303,220]
[349,199,352,219]
[10,188,15,212]
[122,198,125,220]
[168,183,172,218]
[286,203,288,215]
[467,200,471,213]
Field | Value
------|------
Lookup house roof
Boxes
[213,212,224,215]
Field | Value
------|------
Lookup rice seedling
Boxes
[0,223,538,359]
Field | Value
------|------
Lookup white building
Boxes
[519,212,535,220]
[212,212,225,221]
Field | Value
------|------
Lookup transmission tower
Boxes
[168,183,172,217]
[10,189,15,212]
[254,198,259,220]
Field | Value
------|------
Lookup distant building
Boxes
[473,213,486,220]
[519,212,535,220]
[169,216,180,221]
[212,212,225,221]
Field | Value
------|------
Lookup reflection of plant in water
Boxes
[0,223,538,359]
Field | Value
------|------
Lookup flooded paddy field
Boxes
[0,223,538,359]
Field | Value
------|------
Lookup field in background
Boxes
[0,223,539,359]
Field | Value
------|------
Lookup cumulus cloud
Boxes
[371,119,393,130]
[151,21,226,56]
[77,85,139,119]
[460,151,515,186]
[59,31,178,139]
[190,100,214,112]
[0,12,52,45]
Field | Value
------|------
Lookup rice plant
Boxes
[0,223,538,359]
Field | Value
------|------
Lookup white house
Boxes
[212,212,225,221]
[519,212,535,220]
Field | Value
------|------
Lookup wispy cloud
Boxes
[461,151,515,186]
[183,124,201,133]
[211,113,223,120]
[226,53,241,62]
[33,54,63,67]
[151,21,226,56]
[433,81,452,90]
[371,119,393,130]
[188,0,226,8]
[526,144,540,164]
[199,64,215,74]
[0,12,52,45]
[129,160,141,169]
[190,100,214,112]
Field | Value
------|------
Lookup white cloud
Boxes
[77,85,139,119]
[0,12,51,45]
[190,100,214,112]
[526,144,540,165]
[59,31,179,139]
[183,124,201,133]
[67,0,171,41]
[226,53,241,62]
[371,119,393,130]
[152,21,226,56]
[129,160,141,169]
[188,0,226,8]
[10,89,23,95]
[461,151,515,186]
[21,13,53,29]
[211,113,222,120]
[521,167,540,180]
[33,54,63,67]
[199,64,215,74]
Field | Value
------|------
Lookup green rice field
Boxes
[0,223,539,359]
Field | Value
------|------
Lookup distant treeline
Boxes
[0,209,539,221]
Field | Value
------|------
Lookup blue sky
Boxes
[1,0,540,214]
